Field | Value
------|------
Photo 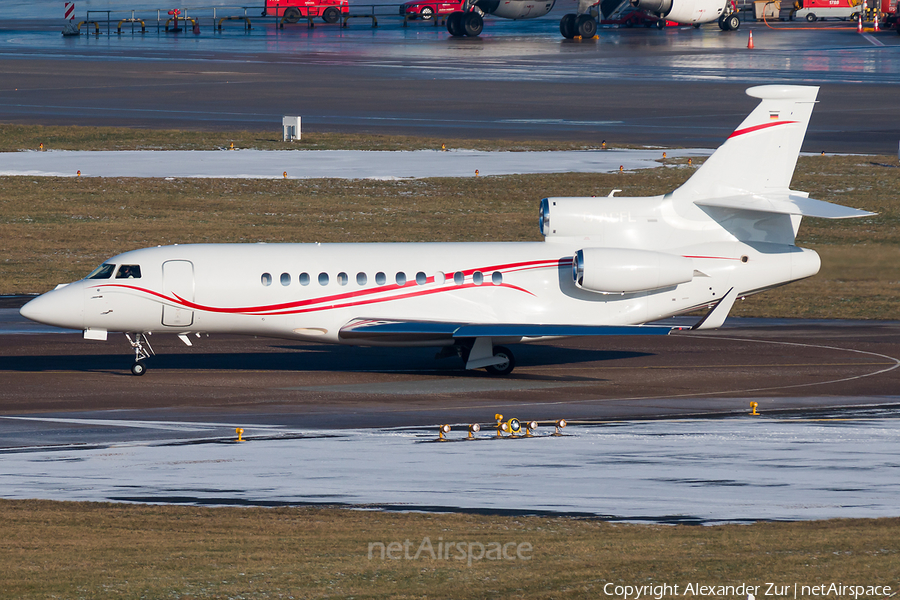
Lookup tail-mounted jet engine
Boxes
[573,248,694,294]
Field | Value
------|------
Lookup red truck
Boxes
[264,0,349,23]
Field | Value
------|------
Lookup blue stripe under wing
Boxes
[339,319,680,342]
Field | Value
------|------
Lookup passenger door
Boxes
[162,260,194,327]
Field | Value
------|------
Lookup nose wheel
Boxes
[124,332,154,376]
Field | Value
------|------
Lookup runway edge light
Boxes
[236,427,244,442]
[468,423,480,440]
[554,419,567,436]
[438,423,451,441]
[750,402,760,416]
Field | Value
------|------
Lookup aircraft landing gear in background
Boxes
[485,346,515,376]
[560,13,577,38]
[576,14,597,37]
[718,13,740,29]
[125,332,154,376]
[447,10,483,36]
[560,13,597,38]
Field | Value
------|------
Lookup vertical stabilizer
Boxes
[672,85,819,200]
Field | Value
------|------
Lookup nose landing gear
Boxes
[124,332,154,376]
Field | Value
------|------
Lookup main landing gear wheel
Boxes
[284,7,301,23]
[576,14,597,37]
[131,361,146,376]
[463,11,483,36]
[447,11,465,36]
[485,346,515,376]
[656,18,666,28]
[560,13,577,38]
[322,7,340,23]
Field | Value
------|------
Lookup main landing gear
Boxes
[560,13,597,38]
[718,12,740,30]
[443,337,516,375]
[447,10,483,37]
[125,332,154,376]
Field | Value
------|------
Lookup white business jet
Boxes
[20,85,873,376]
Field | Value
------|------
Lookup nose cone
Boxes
[19,284,84,330]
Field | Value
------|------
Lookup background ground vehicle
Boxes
[791,0,859,21]
[400,0,466,20]
[264,0,349,23]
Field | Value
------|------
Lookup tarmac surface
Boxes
[0,15,899,151]
[1,312,897,444]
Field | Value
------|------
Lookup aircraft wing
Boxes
[339,318,682,343]
[695,194,875,219]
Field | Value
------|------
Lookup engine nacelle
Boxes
[630,0,726,22]
[573,247,694,293]
[631,0,672,15]
[540,197,651,238]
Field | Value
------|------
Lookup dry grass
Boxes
[0,123,609,153]
[1,152,897,319]
[1,499,898,599]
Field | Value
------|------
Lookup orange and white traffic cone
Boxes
[873,11,880,31]
[747,30,754,49]
[857,12,863,32]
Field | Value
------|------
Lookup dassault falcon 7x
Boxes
[21,85,873,376]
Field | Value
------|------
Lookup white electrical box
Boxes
[283,116,301,142]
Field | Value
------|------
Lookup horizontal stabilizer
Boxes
[696,194,875,219]
[340,319,681,343]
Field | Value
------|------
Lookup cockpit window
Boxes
[87,263,116,280]
[115,265,142,279]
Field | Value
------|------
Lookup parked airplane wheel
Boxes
[725,14,740,29]
[463,11,483,36]
[559,13,577,38]
[576,14,597,37]
[131,361,146,376]
[718,15,728,29]
[485,346,515,376]
[283,7,301,23]
[805,12,817,21]
[322,7,341,23]
[447,11,465,36]
[420,6,435,20]
[656,18,666,28]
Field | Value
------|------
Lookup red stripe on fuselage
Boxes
[92,257,562,316]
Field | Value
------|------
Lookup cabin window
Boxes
[416,271,427,285]
[337,272,349,286]
[396,272,407,286]
[492,271,503,285]
[375,272,386,286]
[280,272,291,286]
[453,271,464,285]
[299,272,310,286]
[318,272,329,286]
[357,272,367,286]
[88,263,116,280]
[115,265,141,279]
[473,271,483,285]
[261,273,272,286]
[435,271,446,284]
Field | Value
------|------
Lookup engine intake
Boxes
[573,247,693,293]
